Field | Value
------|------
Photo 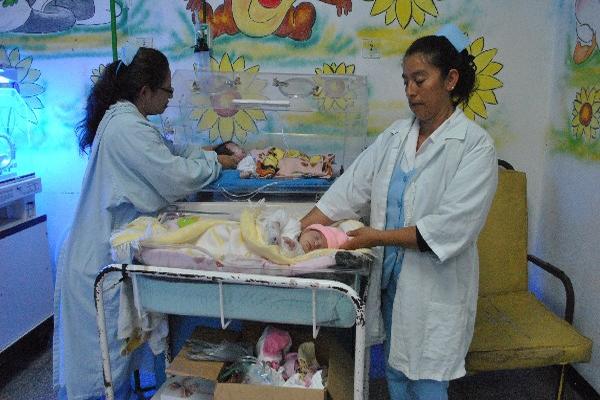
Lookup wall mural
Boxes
[185,0,351,41]
[573,0,599,64]
[0,0,507,150]
[369,0,439,28]
[461,37,502,121]
[0,46,44,129]
[0,0,120,34]
[571,87,600,142]
[555,0,600,160]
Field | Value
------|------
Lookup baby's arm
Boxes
[281,236,304,257]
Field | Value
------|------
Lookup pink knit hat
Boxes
[305,224,350,249]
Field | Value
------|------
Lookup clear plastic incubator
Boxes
[162,69,368,200]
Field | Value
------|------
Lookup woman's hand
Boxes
[217,154,238,169]
[340,227,383,250]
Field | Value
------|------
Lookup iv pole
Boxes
[110,0,118,61]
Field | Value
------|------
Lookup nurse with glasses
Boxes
[53,47,238,399]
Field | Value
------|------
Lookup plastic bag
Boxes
[185,339,253,362]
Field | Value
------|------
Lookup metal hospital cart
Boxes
[95,201,372,400]
[93,45,370,398]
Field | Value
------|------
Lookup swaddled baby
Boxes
[145,206,360,264]
[259,209,349,257]
[283,224,350,255]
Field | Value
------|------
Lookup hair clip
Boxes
[435,24,470,52]
[120,41,142,66]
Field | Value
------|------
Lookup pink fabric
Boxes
[257,326,292,366]
[305,224,350,249]
[282,352,299,380]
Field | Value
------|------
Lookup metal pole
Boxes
[110,0,118,61]
[95,266,122,400]
[354,299,366,400]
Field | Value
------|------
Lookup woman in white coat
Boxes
[53,47,237,399]
[301,27,498,399]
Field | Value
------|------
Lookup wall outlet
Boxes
[362,39,381,59]
[132,37,154,48]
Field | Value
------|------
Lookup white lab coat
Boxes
[317,109,497,381]
[53,101,222,399]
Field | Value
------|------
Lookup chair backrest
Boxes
[478,169,529,296]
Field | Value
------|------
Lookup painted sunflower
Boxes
[314,62,355,111]
[370,0,439,28]
[0,46,44,124]
[571,87,600,142]
[191,53,267,143]
[461,37,503,120]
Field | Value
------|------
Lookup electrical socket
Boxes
[362,38,381,59]
[132,37,154,48]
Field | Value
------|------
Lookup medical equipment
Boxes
[193,8,212,72]
[161,70,368,200]
[96,200,371,400]
[0,73,34,178]
[0,171,51,353]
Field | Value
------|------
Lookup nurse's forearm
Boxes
[380,226,419,250]
[300,206,334,229]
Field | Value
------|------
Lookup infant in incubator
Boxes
[214,141,335,179]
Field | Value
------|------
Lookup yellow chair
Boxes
[466,163,593,399]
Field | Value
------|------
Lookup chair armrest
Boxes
[527,254,575,324]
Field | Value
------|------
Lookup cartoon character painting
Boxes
[184,0,351,41]
[573,0,599,63]
[0,0,121,34]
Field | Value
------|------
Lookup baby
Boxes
[214,141,335,179]
[284,224,350,255]
[160,212,350,261]
[213,141,247,162]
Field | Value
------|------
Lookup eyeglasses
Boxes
[158,86,174,95]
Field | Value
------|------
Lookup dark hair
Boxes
[404,35,476,106]
[214,141,235,156]
[76,47,170,154]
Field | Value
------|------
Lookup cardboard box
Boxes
[166,327,242,381]
[218,323,353,400]
[168,324,354,400]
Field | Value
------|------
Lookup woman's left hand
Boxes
[340,227,383,250]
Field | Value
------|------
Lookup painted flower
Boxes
[0,46,44,123]
[370,0,439,28]
[91,64,106,83]
[461,37,503,120]
[191,53,267,143]
[571,87,600,142]
[314,62,355,111]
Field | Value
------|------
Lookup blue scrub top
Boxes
[381,156,415,290]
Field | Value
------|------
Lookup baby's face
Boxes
[225,142,247,162]
[299,229,327,253]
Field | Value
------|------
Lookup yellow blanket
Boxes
[111,209,365,266]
